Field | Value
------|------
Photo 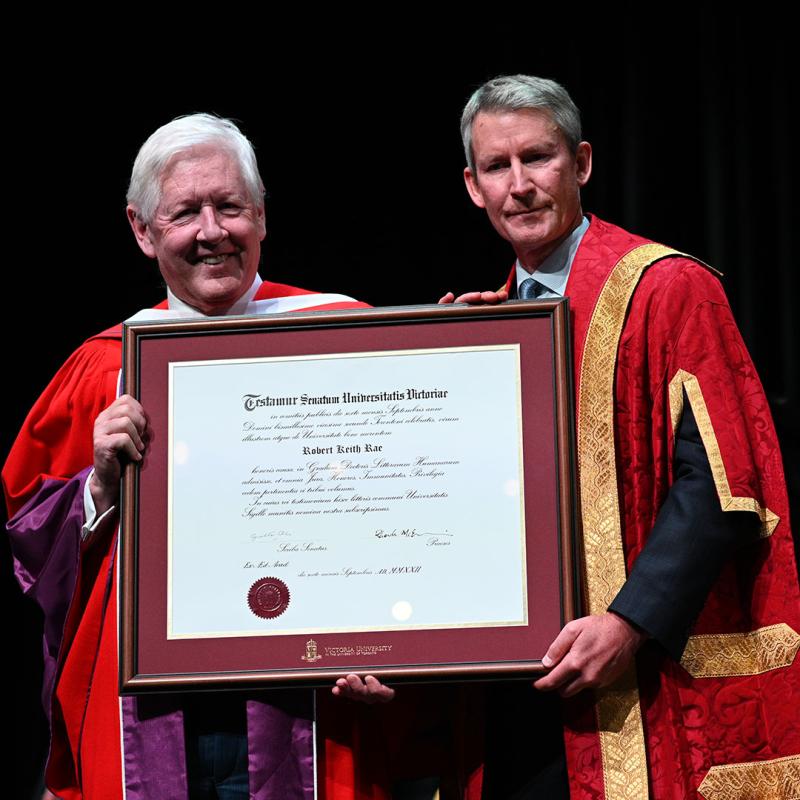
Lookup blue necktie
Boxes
[519,277,550,299]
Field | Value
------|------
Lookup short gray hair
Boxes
[461,75,582,173]
[127,113,265,223]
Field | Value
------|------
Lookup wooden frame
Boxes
[120,301,578,692]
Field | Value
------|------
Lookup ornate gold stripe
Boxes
[697,753,800,800]
[596,669,649,800]
[681,623,800,678]
[578,243,687,799]
[668,370,779,537]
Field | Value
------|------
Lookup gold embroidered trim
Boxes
[596,668,649,800]
[681,623,800,678]
[668,369,779,537]
[578,243,686,799]
[697,753,800,800]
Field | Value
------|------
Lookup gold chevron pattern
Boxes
[668,370,779,537]
[681,623,800,678]
[697,753,800,799]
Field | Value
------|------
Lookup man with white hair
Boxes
[438,74,800,799]
[4,113,386,800]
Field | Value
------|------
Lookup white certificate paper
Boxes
[167,345,526,639]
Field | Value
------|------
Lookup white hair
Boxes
[127,113,265,222]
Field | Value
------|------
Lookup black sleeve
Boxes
[608,393,760,661]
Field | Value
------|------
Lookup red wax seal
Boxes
[248,577,290,619]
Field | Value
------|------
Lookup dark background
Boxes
[5,10,796,797]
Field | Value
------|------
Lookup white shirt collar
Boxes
[515,215,590,298]
[125,274,359,324]
[166,274,264,318]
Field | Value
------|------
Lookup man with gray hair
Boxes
[441,75,800,798]
[4,113,389,800]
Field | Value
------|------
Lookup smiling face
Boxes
[464,108,591,271]
[128,145,266,315]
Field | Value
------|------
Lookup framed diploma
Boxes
[120,301,578,692]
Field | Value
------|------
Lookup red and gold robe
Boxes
[511,216,800,800]
[317,216,800,799]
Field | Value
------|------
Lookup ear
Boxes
[127,205,158,259]
[463,167,487,209]
[255,203,267,241]
[575,141,592,187]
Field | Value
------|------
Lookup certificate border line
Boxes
[168,342,523,370]
[167,363,175,638]
[514,343,528,624]
[166,616,529,640]
[166,343,528,639]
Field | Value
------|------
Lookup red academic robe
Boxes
[323,217,800,799]
[4,280,372,800]
[503,216,800,800]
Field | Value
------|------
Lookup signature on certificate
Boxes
[249,530,292,542]
[373,528,453,546]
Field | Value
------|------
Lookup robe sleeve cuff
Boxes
[609,396,760,662]
[81,468,117,542]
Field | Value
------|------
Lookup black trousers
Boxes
[481,683,569,799]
